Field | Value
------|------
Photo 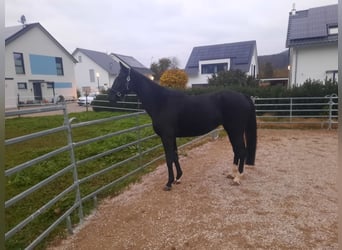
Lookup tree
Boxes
[150,57,179,82]
[160,69,188,89]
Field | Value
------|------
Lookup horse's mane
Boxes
[132,68,186,99]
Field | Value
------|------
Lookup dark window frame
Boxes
[327,24,338,35]
[46,82,54,88]
[13,52,25,74]
[201,63,228,74]
[17,82,27,89]
[55,57,64,75]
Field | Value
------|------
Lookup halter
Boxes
[113,68,131,98]
[125,68,131,90]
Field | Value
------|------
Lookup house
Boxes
[184,40,258,88]
[258,50,289,87]
[286,4,338,87]
[72,48,119,95]
[5,23,77,109]
[73,49,153,95]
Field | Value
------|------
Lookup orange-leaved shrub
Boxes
[160,69,188,89]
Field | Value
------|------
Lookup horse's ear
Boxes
[119,62,130,72]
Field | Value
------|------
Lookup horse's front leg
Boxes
[173,139,182,184]
[165,157,175,191]
[161,136,176,191]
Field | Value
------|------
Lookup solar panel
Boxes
[185,40,256,73]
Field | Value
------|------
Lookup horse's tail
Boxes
[245,97,257,165]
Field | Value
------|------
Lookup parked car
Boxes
[77,93,96,106]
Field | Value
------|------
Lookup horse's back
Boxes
[154,90,254,137]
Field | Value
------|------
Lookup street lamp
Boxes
[96,72,100,93]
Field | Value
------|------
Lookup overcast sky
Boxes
[5,0,338,68]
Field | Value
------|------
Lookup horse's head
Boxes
[108,62,131,103]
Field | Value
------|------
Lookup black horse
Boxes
[109,62,257,191]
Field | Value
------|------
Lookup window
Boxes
[78,55,82,62]
[89,69,95,82]
[201,63,228,74]
[328,24,338,35]
[55,57,64,75]
[13,52,25,74]
[47,82,54,88]
[17,82,27,89]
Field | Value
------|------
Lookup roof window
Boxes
[328,25,338,35]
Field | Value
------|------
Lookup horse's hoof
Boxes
[173,179,181,184]
[233,178,241,185]
[163,185,172,191]
[227,174,234,179]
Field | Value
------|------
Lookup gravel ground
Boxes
[49,129,338,250]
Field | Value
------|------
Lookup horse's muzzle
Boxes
[108,90,118,104]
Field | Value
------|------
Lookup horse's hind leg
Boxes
[226,131,246,185]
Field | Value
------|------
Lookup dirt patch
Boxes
[49,129,338,249]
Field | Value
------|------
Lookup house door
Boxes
[33,82,43,101]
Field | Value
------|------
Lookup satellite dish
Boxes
[19,15,26,27]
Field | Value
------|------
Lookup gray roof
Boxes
[4,25,23,41]
[185,40,257,75]
[73,48,120,75]
[286,4,338,47]
[111,53,153,75]
[73,49,152,76]
[5,23,77,63]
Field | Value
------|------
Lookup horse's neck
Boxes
[132,76,164,116]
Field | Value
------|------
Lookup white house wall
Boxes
[248,48,259,78]
[187,58,231,88]
[289,44,338,86]
[5,26,76,108]
[74,51,115,95]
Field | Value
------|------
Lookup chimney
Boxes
[291,3,296,15]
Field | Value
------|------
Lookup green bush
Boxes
[186,79,337,98]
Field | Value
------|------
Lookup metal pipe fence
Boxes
[4,95,339,249]
[253,94,338,129]
[4,102,216,249]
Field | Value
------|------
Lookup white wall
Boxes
[248,48,259,78]
[73,50,116,95]
[5,25,76,108]
[289,44,338,86]
[187,58,231,88]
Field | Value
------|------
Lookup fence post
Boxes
[66,216,73,235]
[328,95,333,130]
[136,114,142,167]
[290,98,293,123]
[63,108,84,226]
[0,9,5,249]
[326,94,338,130]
